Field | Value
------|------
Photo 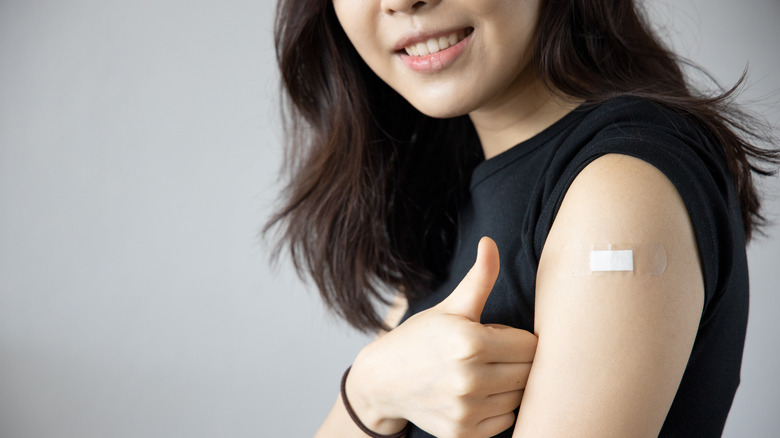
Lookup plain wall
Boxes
[0,0,778,436]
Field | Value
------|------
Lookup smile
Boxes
[397,27,474,73]
[403,28,473,57]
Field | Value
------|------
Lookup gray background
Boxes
[0,0,777,436]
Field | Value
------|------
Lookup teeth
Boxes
[404,30,466,57]
[426,38,438,54]
[415,42,429,56]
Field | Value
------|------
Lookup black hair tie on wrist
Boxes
[340,366,410,438]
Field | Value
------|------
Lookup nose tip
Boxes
[382,0,436,15]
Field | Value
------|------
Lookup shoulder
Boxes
[513,98,746,437]
[545,153,696,245]
[540,152,704,297]
[572,96,710,152]
[583,95,688,126]
[541,95,724,202]
[534,96,735,298]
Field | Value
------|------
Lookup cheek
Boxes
[332,3,381,62]
[468,0,540,44]
[461,0,510,16]
[462,0,539,20]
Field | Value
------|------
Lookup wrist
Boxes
[344,350,408,435]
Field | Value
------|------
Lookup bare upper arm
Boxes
[513,154,704,437]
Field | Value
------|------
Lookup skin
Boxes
[317,238,538,438]
[334,0,578,157]
[511,154,703,437]
[317,0,705,436]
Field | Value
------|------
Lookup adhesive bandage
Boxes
[557,243,667,276]
[590,249,634,272]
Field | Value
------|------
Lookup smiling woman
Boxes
[332,0,544,122]
[266,0,779,437]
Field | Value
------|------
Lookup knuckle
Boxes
[451,372,477,396]
[451,332,483,361]
[448,399,475,425]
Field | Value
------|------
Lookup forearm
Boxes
[315,393,407,438]
[316,295,410,437]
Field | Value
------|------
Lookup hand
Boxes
[346,237,538,438]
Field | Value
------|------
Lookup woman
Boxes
[267,0,778,436]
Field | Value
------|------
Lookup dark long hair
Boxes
[266,0,778,332]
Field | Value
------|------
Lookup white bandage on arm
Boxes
[557,243,667,276]
[590,250,634,272]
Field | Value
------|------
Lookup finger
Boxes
[479,324,538,363]
[474,363,533,394]
[474,410,516,438]
[484,389,524,413]
[438,236,500,322]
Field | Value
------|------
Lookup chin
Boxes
[407,98,474,119]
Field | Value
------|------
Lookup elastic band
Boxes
[340,366,410,438]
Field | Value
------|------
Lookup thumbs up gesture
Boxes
[344,237,538,438]
[438,236,502,322]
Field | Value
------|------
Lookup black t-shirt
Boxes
[402,97,748,437]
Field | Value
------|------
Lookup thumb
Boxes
[438,236,500,322]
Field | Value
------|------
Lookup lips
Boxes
[395,27,474,73]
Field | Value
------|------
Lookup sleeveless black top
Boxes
[402,97,748,437]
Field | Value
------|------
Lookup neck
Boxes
[468,73,580,159]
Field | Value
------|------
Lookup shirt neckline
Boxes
[470,103,593,190]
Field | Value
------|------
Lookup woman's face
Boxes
[333,0,542,118]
